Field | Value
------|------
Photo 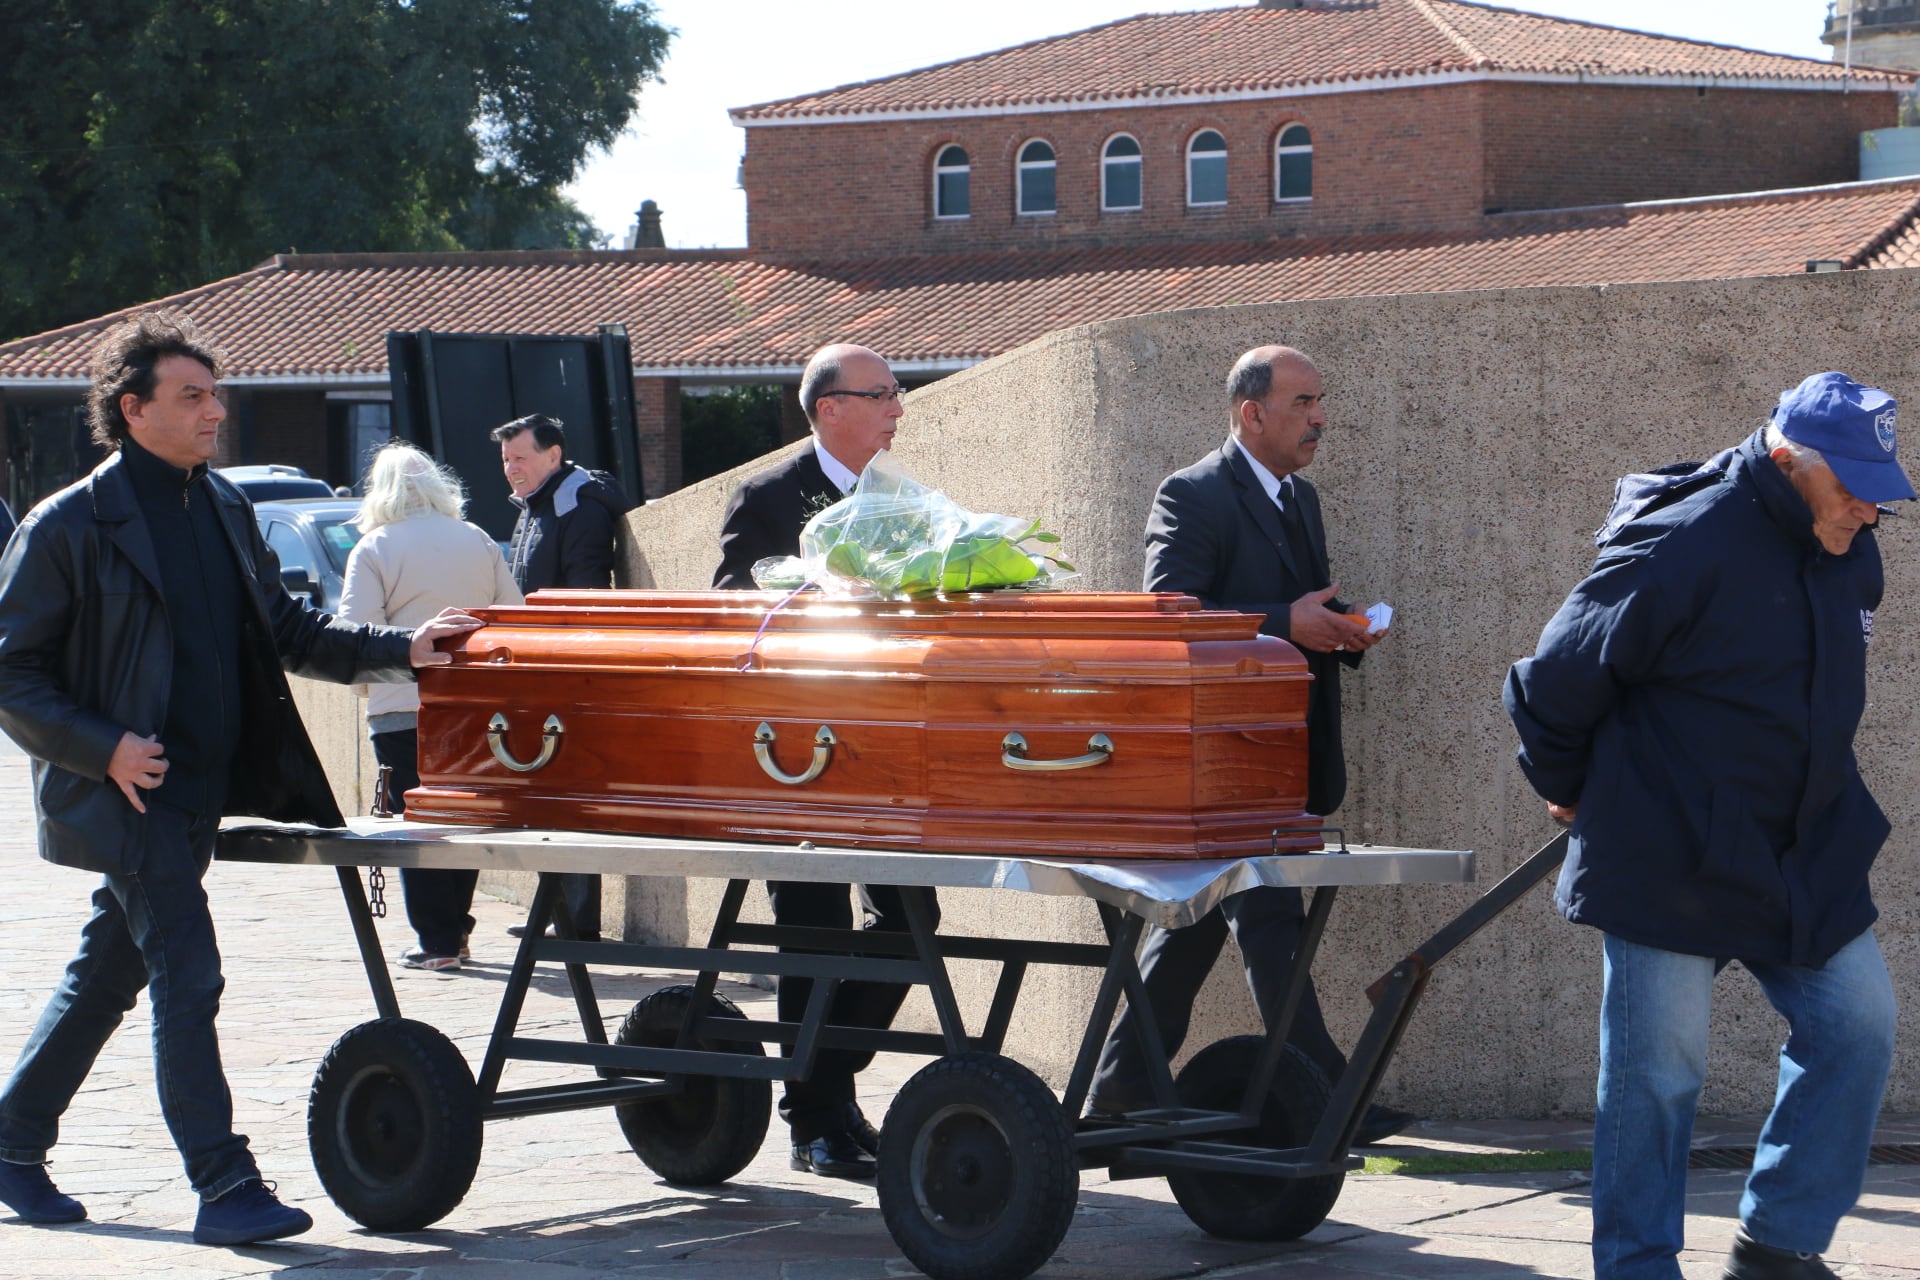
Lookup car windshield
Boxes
[314,518,362,575]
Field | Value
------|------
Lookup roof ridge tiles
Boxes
[1411,0,1490,67]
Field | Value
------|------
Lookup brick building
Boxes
[3,0,1915,509]
[737,0,1893,254]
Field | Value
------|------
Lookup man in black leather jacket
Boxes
[0,311,480,1245]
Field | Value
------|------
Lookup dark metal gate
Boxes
[386,326,641,542]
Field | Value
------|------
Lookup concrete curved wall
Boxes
[585,268,1920,1117]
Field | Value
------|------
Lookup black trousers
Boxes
[1090,885,1346,1110]
[372,729,477,957]
[768,879,939,1142]
[551,872,602,937]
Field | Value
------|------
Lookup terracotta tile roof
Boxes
[733,0,1910,123]
[6,181,1918,383]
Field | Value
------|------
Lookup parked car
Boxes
[220,463,337,502]
[252,497,363,614]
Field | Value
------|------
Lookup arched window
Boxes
[1187,129,1228,207]
[1102,134,1142,211]
[1276,124,1313,203]
[934,145,970,219]
[1017,139,1056,215]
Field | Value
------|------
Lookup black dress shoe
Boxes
[790,1133,876,1179]
[1722,1229,1839,1280]
[844,1102,882,1157]
[1353,1103,1419,1146]
[506,923,601,942]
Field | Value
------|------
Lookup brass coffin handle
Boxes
[754,722,836,786]
[488,713,563,773]
[1001,732,1115,772]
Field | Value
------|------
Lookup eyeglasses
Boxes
[818,384,906,403]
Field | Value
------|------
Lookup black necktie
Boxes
[1276,484,1312,573]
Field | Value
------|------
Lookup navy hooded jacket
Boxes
[1503,429,1889,967]
[506,462,631,593]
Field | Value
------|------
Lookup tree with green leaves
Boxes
[0,0,671,341]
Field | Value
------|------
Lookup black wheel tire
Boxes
[308,1017,482,1232]
[1167,1034,1345,1241]
[612,985,771,1185]
[877,1052,1077,1280]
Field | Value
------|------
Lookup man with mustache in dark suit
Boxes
[1088,344,1414,1146]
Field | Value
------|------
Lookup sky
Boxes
[564,1,1847,249]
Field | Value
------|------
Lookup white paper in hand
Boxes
[1365,602,1394,634]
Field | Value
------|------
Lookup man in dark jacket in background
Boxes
[495,413,631,593]
[0,311,480,1244]
[1505,372,1908,1280]
[494,412,632,941]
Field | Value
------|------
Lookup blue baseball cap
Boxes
[1772,371,1915,503]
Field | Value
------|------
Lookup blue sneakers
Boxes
[192,1179,312,1246]
[0,1159,86,1224]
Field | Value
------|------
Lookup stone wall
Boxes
[599,267,1920,1117]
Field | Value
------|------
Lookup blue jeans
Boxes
[0,804,258,1200]
[1592,929,1895,1280]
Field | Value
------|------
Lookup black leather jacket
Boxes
[0,450,415,874]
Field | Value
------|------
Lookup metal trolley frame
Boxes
[217,819,1567,1280]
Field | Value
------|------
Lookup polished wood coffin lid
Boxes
[408,590,1321,858]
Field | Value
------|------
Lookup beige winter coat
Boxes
[339,512,522,719]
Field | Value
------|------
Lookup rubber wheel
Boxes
[877,1052,1077,1280]
[308,1017,482,1231]
[612,985,771,1185]
[1166,1035,1345,1241]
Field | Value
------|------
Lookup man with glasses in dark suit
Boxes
[713,343,901,590]
[1087,343,1415,1146]
[712,343,929,1179]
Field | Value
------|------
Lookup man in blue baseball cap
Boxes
[1503,371,1906,1280]
[1774,371,1914,497]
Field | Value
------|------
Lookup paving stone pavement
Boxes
[0,737,1915,1279]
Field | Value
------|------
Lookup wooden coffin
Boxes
[407,590,1322,858]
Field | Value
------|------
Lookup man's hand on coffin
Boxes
[1288,585,1371,653]
[408,608,487,670]
[108,732,167,814]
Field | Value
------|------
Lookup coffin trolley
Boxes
[215,818,1567,1280]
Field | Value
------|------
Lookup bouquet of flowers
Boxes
[751,454,1076,598]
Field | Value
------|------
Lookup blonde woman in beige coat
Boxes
[340,442,522,969]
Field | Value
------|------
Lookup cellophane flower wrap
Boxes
[750,454,1077,598]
